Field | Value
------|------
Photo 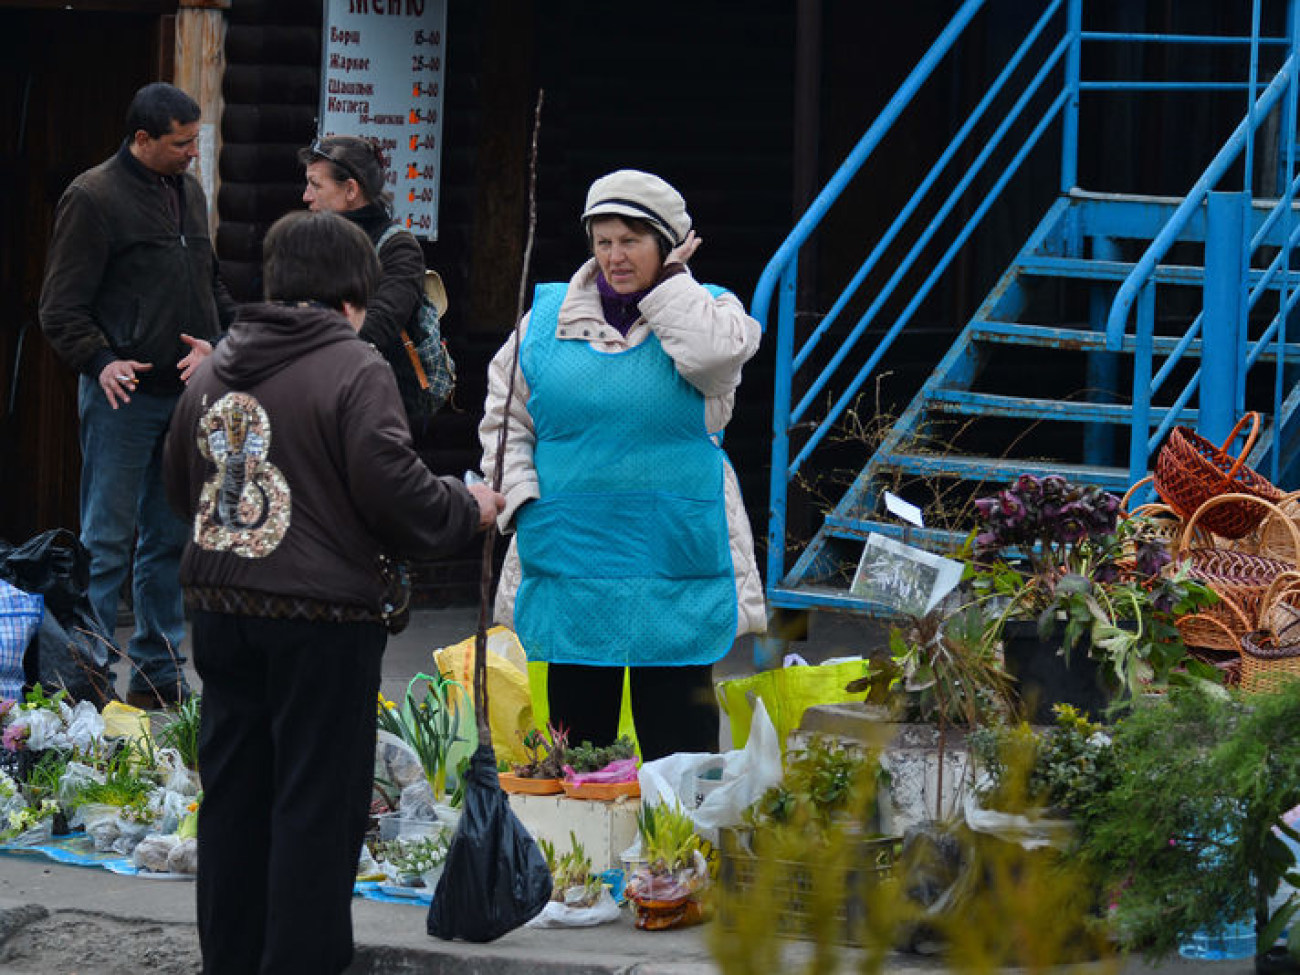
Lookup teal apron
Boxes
[514,282,737,666]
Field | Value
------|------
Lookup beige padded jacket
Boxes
[479,258,767,640]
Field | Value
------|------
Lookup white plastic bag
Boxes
[637,697,782,839]
[526,887,622,928]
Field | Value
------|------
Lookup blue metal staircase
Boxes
[753,0,1300,647]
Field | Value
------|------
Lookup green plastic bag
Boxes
[716,658,873,751]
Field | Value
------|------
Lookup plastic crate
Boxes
[717,827,899,945]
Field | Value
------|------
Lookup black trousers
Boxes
[547,662,719,761]
[191,610,384,975]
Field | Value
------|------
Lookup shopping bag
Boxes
[0,580,43,701]
[436,627,533,765]
[426,742,553,941]
[716,655,873,751]
[0,530,113,703]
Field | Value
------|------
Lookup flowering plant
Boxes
[967,474,1217,698]
[377,672,467,801]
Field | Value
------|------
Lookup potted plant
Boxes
[539,831,605,908]
[627,801,710,930]
[966,474,1218,719]
[889,600,1019,818]
[375,831,450,888]
[561,736,639,800]
[376,671,467,805]
[499,725,568,795]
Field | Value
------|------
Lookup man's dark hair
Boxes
[125,83,201,139]
[262,210,380,311]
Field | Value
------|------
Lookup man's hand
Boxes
[177,333,213,383]
[467,482,506,531]
[97,359,153,409]
[666,230,702,266]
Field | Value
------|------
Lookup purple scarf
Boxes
[595,272,651,336]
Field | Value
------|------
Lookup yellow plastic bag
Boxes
[435,627,534,765]
[716,658,873,751]
[101,700,152,742]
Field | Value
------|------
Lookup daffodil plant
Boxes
[377,672,467,801]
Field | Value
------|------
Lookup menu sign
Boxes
[318,0,447,239]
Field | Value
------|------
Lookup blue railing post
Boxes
[760,260,799,667]
[1202,191,1248,445]
[1061,0,1082,193]
[1129,280,1155,482]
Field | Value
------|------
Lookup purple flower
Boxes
[1134,539,1170,578]
[1,723,26,752]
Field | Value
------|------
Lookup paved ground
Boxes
[0,606,1258,973]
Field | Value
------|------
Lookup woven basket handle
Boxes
[1217,411,1262,486]
[1119,475,1155,518]
[1180,609,1251,654]
[1176,492,1300,562]
[1260,570,1300,629]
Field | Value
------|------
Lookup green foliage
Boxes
[565,736,636,774]
[376,831,449,879]
[637,802,702,873]
[156,694,201,770]
[377,672,466,800]
[72,743,154,815]
[750,736,876,830]
[540,831,603,904]
[889,603,1016,727]
[969,704,1118,817]
[22,751,71,805]
[1078,682,1300,959]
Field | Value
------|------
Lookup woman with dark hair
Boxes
[297,135,435,434]
[479,170,766,761]
[163,210,503,975]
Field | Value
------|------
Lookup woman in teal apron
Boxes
[479,170,765,760]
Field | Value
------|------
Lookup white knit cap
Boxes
[581,170,691,247]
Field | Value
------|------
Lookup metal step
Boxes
[969,320,1300,362]
[926,388,1190,425]
[872,451,1132,492]
[820,515,967,551]
[1017,253,1300,290]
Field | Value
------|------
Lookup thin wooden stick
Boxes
[474,90,544,748]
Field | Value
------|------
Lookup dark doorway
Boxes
[0,6,172,544]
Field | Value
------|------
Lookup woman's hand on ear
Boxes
[666,230,701,266]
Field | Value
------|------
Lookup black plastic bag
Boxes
[426,742,552,941]
[0,529,114,703]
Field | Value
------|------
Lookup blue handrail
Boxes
[756,0,1300,605]
[750,0,988,326]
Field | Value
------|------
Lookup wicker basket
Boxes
[1172,494,1300,652]
[1154,412,1282,539]
[716,828,898,946]
[1240,615,1300,694]
[1256,492,1300,562]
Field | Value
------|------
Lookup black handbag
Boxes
[0,529,115,703]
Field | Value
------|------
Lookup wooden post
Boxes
[174,0,229,231]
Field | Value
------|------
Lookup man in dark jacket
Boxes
[38,82,234,708]
[163,209,502,975]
